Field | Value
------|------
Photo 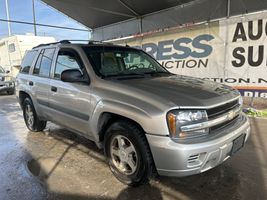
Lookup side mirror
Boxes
[6,70,10,74]
[61,69,89,83]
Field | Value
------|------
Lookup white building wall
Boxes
[0,35,56,76]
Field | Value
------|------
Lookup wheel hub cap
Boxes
[25,105,34,128]
[110,135,138,175]
[119,150,127,161]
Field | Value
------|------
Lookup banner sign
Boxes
[115,12,267,98]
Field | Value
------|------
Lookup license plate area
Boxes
[231,134,246,156]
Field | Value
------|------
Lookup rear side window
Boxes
[20,50,38,74]
[33,48,55,77]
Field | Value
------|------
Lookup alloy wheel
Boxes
[25,104,34,128]
[110,135,138,175]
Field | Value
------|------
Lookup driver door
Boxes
[48,48,93,136]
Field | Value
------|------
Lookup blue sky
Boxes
[0,0,90,40]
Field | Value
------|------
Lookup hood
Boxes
[117,75,239,108]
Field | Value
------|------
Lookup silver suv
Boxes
[16,40,250,186]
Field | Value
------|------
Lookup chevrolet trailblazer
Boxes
[16,40,250,186]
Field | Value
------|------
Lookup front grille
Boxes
[210,115,239,132]
[206,99,241,132]
[207,99,239,119]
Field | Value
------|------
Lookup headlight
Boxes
[167,110,209,139]
[4,76,12,81]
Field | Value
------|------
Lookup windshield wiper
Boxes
[104,72,145,78]
[103,71,171,79]
[144,71,170,74]
[143,71,171,76]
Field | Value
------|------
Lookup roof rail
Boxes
[33,40,113,49]
[33,40,70,49]
[59,40,71,44]
[60,40,113,45]
[88,40,113,45]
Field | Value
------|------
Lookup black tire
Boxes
[104,120,154,186]
[22,97,47,132]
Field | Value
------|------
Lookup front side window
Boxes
[20,50,38,74]
[54,49,83,79]
[83,46,168,78]
[33,48,55,77]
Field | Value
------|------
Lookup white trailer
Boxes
[0,35,56,77]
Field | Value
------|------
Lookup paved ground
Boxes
[0,94,266,200]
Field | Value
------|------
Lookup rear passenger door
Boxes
[30,48,55,117]
[48,48,93,136]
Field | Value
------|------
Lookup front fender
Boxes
[90,99,169,143]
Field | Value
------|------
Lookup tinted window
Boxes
[20,50,38,74]
[8,43,15,53]
[0,66,4,73]
[33,50,43,75]
[54,49,82,79]
[33,48,55,77]
[39,48,55,77]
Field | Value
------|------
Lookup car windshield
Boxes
[0,66,5,73]
[83,46,169,78]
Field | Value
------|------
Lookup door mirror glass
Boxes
[61,69,88,83]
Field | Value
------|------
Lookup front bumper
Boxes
[0,81,15,92]
[146,113,250,177]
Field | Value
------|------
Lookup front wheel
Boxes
[104,120,154,186]
[22,97,47,132]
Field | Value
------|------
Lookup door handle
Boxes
[29,81,34,86]
[51,86,57,92]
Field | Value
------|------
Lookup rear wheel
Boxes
[22,97,47,132]
[104,120,154,186]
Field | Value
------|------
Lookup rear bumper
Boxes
[146,113,250,177]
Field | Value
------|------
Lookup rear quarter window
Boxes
[20,50,38,74]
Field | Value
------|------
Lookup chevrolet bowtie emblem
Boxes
[228,110,235,120]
